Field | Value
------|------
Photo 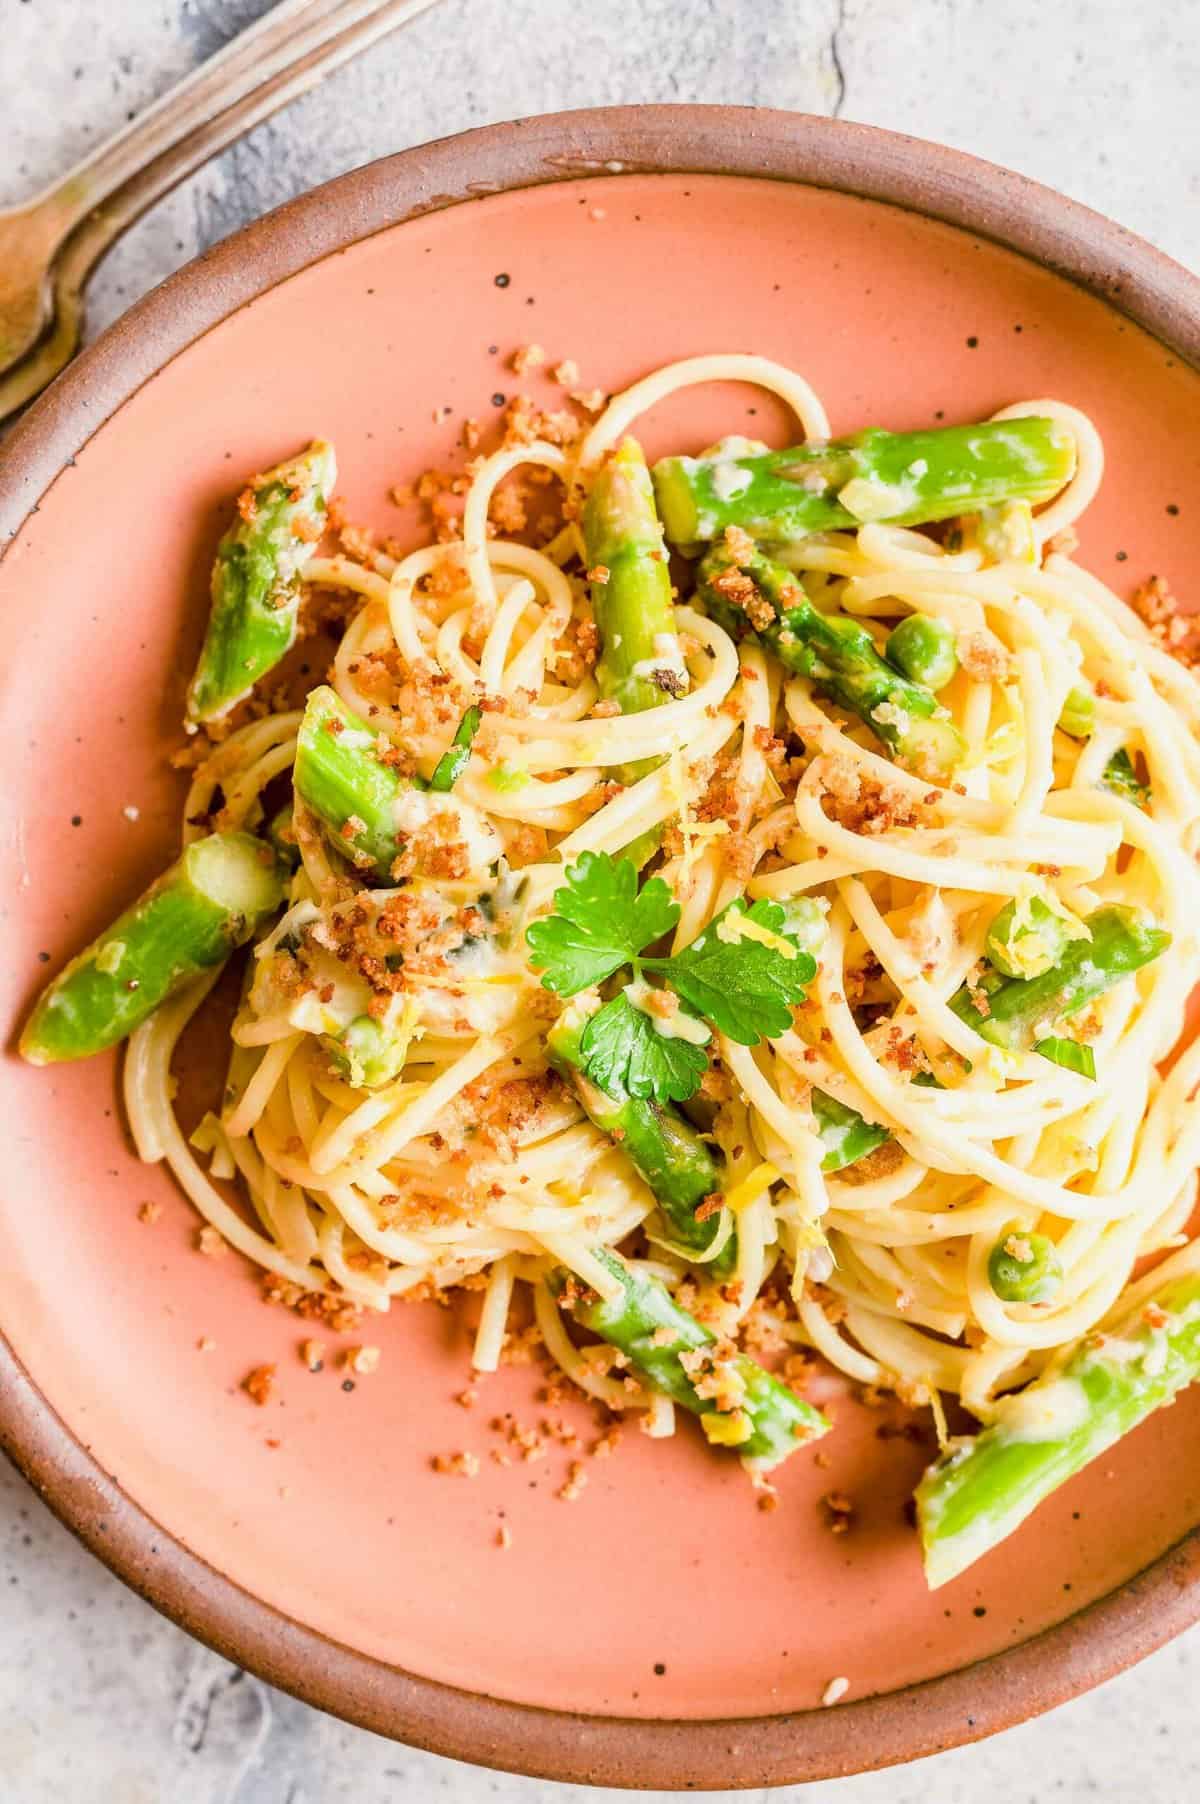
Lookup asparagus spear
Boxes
[583,438,680,719]
[653,418,1075,547]
[187,441,336,723]
[697,541,965,780]
[582,439,681,814]
[917,1270,1200,1587]
[20,832,285,1064]
[950,905,1170,1053]
[562,1247,829,1465]
[811,1089,890,1172]
[547,1007,728,1268]
[428,705,482,793]
[293,685,408,878]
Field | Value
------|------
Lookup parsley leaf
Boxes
[658,897,816,1044]
[525,851,679,996]
[580,993,710,1102]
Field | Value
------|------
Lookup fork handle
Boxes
[29,0,440,262]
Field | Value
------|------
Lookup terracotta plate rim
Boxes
[3,107,1200,1788]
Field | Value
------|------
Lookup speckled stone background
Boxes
[3,3,1199,1800]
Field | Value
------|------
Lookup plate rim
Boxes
[2,105,1200,1787]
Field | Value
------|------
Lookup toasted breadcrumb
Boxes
[345,1345,381,1376]
[956,627,1010,682]
[300,1339,325,1372]
[496,1521,513,1550]
[819,754,925,836]
[138,1201,162,1225]
[822,1675,850,1706]
[1131,574,1199,668]
[261,1274,363,1335]
[432,1451,480,1477]
[557,1460,588,1502]
[196,1226,228,1257]
[243,1365,276,1407]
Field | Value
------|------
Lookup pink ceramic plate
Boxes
[2,110,1200,1789]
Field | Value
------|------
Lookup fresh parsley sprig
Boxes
[525,850,818,1102]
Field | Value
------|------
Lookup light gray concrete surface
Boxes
[2,3,1199,1799]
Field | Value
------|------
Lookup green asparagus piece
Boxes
[293,685,408,879]
[20,832,285,1064]
[653,418,1075,547]
[564,1247,829,1465]
[1056,689,1150,804]
[582,438,680,805]
[583,438,680,719]
[325,1014,408,1089]
[429,705,482,793]
[697,542,965,780]
[987,1222,1064,1304]
[985,895,1081,981]
[917,1270,1200,1587]
[1101,746,1150,807]
[811,1089,891,1173]
[951,905,1171,1053]
[885,614,959,691]
[1057,686,1096,739]
[187,441,336,723]
[1033,1035,1096,1079]
[547,1008,728,1269]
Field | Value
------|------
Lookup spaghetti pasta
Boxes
[25,351,1200,1576]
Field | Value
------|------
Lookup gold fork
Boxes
[0,0,442,423]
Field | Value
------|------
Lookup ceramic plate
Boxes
[2,109,1199,1787]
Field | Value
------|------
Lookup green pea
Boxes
[1058,686,1096,739]
[985,895,1077,981]
[885,614,959,691]
[988,1222,1064,1305]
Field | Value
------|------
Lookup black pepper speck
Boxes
[1167,503,1180,515]
[70,815,82,826]
[653,1662,666,1676]
[342,1379,356,1393]
[494,272,510,288]
[491,393,506,408]
[966,335,979,348]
